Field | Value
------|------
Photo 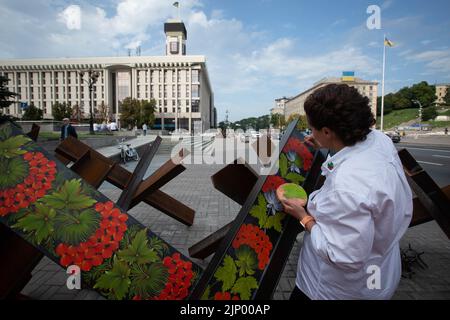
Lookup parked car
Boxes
[386,132,401,143]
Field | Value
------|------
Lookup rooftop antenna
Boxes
[136,46,141,56]
[173,1,180,20]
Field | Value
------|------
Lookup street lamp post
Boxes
[412,100,423,131]
[79,69,100,134]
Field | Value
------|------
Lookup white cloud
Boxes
[381,0,394,10]
[421,39,434,46]
[406,49,450,73]
[58,5,82,30]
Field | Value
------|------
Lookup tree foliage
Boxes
[120,98,156,129]
[52,102,72,121]
[22,104,43,120]
[94,102,111,123]
[0,75,19,112]
[270,113,286,129]
[444,88,450,106]
[287,113,308,130]
[422,106,438,121]
[377,81,436,115]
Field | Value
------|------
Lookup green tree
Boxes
[52,102,72,121]
[0,75,19,114]
[422,106,438,121]
[270,113,286,129]
[120,98,140,129]
[287,113,308,130]
[377,95,393,116]
[410,81,436,108]
[256,115,271,130]
[94,102,110,123]
[22,104,43,120]
[139,99,156,128]
[120,98,156,129]
[444,88,450,106]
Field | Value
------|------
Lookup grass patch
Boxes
[38,131,114,141]
[438,109,450,116]
[423,120,450,128]
[376,108,419,130]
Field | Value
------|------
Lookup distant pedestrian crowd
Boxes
[93,121,118,132]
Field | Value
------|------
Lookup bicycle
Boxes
[117,138,140,164]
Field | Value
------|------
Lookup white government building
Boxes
[283,73,378,119]
[0,19,216,133]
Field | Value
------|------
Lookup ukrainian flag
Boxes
[384,38,395,47]
[342,71,355,82]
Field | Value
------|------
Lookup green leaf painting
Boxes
[235,246,257,277]
[94,258,131,300]
[14,203,56,244]
[250,193,285,232]
[231,276,258,300]
[41,179,96,210]
[285,172,305,184]
[54,208,100,245]
[130,263,168,299]
[0,135,31,159]
[118,229,159,265]
[0,157,28,188]
[215,255,237,292]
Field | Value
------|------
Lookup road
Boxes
[395,143,450,187]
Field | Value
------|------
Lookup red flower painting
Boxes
[0,151,56,217]
[282,138,313,171]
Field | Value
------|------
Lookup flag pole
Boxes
[380,34,386,132]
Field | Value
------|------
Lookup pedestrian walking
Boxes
[60,118,78,140]
[142,123,148,136]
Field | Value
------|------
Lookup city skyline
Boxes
[1,0,450,122]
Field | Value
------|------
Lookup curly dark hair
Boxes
[304,84,375,146]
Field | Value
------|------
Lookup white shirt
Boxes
[297,130,413,300]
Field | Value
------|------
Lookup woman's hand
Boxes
[304,135,322,150]
[280,198,308,221]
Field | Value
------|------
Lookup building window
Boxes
[186,107,189,113]
[186,85,190,97]
[170,41,179,54]
[192,70,199,83]
[192,100,199,112]
[192,85,200,98]
[186,70,189,82]
[186,99,189,106]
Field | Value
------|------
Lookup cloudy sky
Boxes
[1,0,449,121]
